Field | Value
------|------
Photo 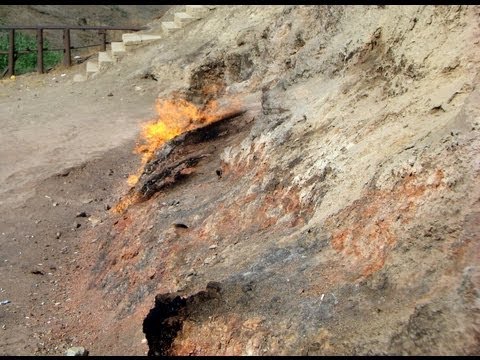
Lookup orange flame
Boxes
[113,96,242,213]
[128,97,241,186]
[135,98,220,166]
[113,192,141,214]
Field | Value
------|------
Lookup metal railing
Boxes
[0,25,147,77]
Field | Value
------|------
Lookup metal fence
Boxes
[0,25,146,77]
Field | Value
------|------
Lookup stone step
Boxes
[185,5,209,17]
[86,60,99,74]
[174,12,196,27]
[162,21,182,34]
[111,41,126,57]
[98,51,113,65]
[122,33,162,46]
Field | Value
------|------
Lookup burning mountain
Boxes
[54,5,480,356]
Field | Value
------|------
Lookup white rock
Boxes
[65,346,88,356]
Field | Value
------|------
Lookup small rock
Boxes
[187,269,196,277]
[73,222,81,229]
[134,86,142,91]
[55,232,61,239]
[31,269,45,275]
[53,202,59,207]
[76,211,88,218]
[65,346,88,356]
[209,244,217,249]
[1,324,5,330]
[104,204,111,211]
[0,300,10,305]
[107,92,113,97]
[88,216,101,227]
[60,73,66,77]
[148,269,156,279]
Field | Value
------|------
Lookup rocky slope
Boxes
[2,5,479,356]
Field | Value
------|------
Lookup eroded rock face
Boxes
[61,5,480,355]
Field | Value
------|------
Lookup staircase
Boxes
[74,5,215,82]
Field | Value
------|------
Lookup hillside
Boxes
[0,5,479,356]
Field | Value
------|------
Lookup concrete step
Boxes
[162,21,182,34]
[98,51,113,65]
[174,12,196,27]
[122,33,162,46]
[111,41,126,57]
[185,5,209,17]
[86,60,99,74]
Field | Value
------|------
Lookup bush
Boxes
[0,30,62,75]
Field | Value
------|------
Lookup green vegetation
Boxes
[0,30,62,75]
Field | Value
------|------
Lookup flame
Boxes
[134,98,224,167]
[113,96,242,213]
[128,97,241,187]
[127,174,140,187]
[113,192,140,214]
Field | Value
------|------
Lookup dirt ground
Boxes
[0,64,158,355]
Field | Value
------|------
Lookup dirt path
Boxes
[0,64,158,355]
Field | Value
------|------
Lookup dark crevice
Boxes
[142,281,222,356]
[142,293,186,356]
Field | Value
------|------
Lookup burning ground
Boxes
[1,5,480,356]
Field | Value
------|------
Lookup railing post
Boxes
[7,29,15,77]
[63,28,71,67]
[36,28,43,74]
[100,29,107,52]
